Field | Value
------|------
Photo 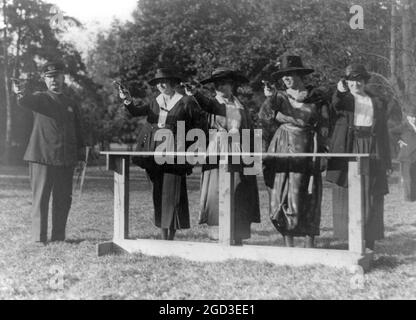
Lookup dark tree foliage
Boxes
[88,0,394,143]
[0,0,99,163]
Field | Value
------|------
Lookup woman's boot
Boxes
[305,235,315,248]
[161,229,169,240]
[284,236,295,247]
[366,240,375,251]
[168,228,176,241]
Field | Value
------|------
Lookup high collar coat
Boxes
[326,90,392,188]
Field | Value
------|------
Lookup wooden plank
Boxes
[332,186,349,240]
[97,242,127,256]
[101,151,370,158]
[218,163,235,245]
[113,156,130,241]
[106,154,114,171]
[113,239,374,272]
[348,161,365,254]
[97,242,114,257]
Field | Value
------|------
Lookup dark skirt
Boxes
[264,124,322,237]
[199,167,261,240]
[332,127,385,241]
[132,121,193,231]
[149,169,190,230]
[268,171,322,237]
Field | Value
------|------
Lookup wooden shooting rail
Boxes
[97,151,373,272]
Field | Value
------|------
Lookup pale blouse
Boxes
[155,92,183,128]
[353,93,374,127]
[207,92,245,154]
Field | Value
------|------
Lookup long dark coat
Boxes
[18,90,85,167]
[327,90,391,242]
[326,90,391,189]
[125,95,204,175]
[124,95,204,230]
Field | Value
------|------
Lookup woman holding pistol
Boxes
[185,67,261,244]
[118,68,204,241]
[326,64,391,250]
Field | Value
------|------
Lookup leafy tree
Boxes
[88,0,398,143]
[0,0,98,164]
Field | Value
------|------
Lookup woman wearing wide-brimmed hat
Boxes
[185,67,261,244]
[258,55,330,248]
[118,68,204,241]
[326,64,391,250]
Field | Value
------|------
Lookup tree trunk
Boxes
[2,0,12,164]
[13,25,22,79]
[390,1,399,93]
[401,0,415,111]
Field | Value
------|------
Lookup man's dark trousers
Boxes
[29,163,74,242]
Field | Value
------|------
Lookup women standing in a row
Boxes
[118,68,204,241]
[185,68,261,244]
[326,64,391,250]
[259,55,329,248]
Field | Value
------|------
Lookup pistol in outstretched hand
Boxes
[262,80,276,97]
[113,80,131,102]
[262,80,272,89]
[181,80,201,96]
[11,78,30,96]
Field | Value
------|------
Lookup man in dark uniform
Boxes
[12,61,85,244]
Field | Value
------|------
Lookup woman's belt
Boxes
[280,123,314,133]
[353,126,373,138]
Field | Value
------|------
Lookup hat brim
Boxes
[200,74,249,85]
[10,77,25,82]
[272,67,315,79]
[148,76,182,86]
[345,73,371,81]
[43,71,64,76]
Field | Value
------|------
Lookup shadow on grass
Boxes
[251,229,276,237]
[246,239,285,247]
[385,226,399,232]
[370,231,416,271]
[371,256,403,270]
[64,239,87,245]
[379,233,416,255]
[64,237,111,244]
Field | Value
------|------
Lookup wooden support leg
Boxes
[110,155,130,241]
[348,160,365,254]
[219,163,235,246]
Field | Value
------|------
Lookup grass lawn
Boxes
[0,165,415,300]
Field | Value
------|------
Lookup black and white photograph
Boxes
[0,0,415,304]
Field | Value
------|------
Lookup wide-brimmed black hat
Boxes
[345,64,371,81]
[272,55,314,80]
[148,68,183,86]
[41,61,65,76]
[199,67,249,85]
